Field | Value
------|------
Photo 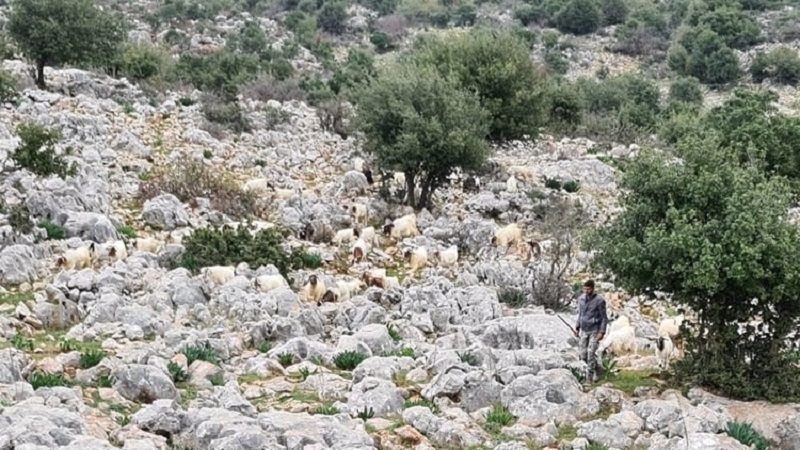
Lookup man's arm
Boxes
[574,295,582,330]
[597,297,609,338]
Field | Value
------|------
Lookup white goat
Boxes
[436,245,459,267]
[255,274,288,292]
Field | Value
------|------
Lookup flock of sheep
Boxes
[598,313,685,370]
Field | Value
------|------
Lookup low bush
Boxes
[38,220,66,239]
[167,361,189,382]
[333,350,368,370]
[8,204,34,234]
[563,179,580,193]
[173,50,260,97]
[182,342,219,366]
[209,372,225,386]
[317,1,348,34]
[668,27,740,85]
[555,0,601,35]
[357,406,374,420]
[726,421,769,450]
[241,77,306,102]
[139,160,257,219]
[750,46,800,85]
[370,31,394,52]
[314,403,340,415]
[256,341,272,353]
[201,96,252,133]
[179,225,317,276]
[601,0,628,25]
[121,44,169,80]
[668,76,704,105]
[28,370,69,389]
[498,289,526,308]
[484,404,515,433]
[0,68,17,103]
[11,123,75,179]
[278,352,295,367]
[79,349,107,369]
[457,350,477,366]
[116,224,137,240]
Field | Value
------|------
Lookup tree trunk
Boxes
[35,60,45,89]
[404,171,416,207]
[417,174,438,210]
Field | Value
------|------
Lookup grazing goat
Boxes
[317,288,339,306]
[133,237,163,254]
[333,227,360,245]
[492,223,523,251]
[350,203,368,224]
[203,266,236,286]
[336,279,364,301]
[506,175,519,193]
[255,274,288,292]
[55,244,97,271]
[597,323,637,357]
[302,274,326,303]
[405,246,428,274]
[656,336,675,370]
[383,214,419,239]
[435,245,458,267]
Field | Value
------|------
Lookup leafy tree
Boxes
[0,69,17,103]
[173,51,260,98]
[317,1,348,34]
[8,0,126,88]
[695,5,761,49]
[355,62,490,209]
[668,76,703,105]
[601,0,629,25]
[11,122,75,178]
[588,140,800,401]
[120,44,169,80]
[329,48,376,95]
[370,31,394,52]
[750,47,800,85]
[669,27,740,85]
[227,21,268,55]
[411,29,548,141]
[555,0,602,35]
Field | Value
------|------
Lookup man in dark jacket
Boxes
[574,279,608,382]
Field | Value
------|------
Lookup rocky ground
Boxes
[0,2,799,450]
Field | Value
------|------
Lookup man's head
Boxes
[583,279,595,296]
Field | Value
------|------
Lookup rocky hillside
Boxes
[0,0,799,450]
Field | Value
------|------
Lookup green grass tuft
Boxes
[333,351,368,371]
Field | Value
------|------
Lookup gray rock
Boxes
[301,372,351,402]
[649,432,750,450]
[59,211,117,242]
[112,364,179,403]
[0,244,41,285]
[178,407,281,450]
[0,399,86,447]
[131,399,186,436]
[402,406,484,448]
[337,170,369,195]
[500,369,599,426]
[578,418,634,448]
[352,356,416,384]
[142,194,190,231]
[0,348,31,383]
[472,315,575,353]
[347,376,404,417]
[634,399,684,436]
[460,370,503,412]
[352,324,394,355]
[259,410,375,449]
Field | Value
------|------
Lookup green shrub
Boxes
[333,350,368,370]
[544,50,569,74]
[278,352,295,367]
[314,403,340,415]
[669,76,703,105]
[174,51,260,97]
[139,160,256,219]
[555,0,602,35]
[79,349,107,369]
[563,179,581,193]
[329,48,376,96]
[256,341,272,353]
[121,44,169,80]
[38,220,65,239]
[726,421,769,450]
[498,289,526,308]
[11,333,34,351]
[178,96,195,107]
[59,338,80,352]
[546,82,582,131]
[484,404,515,433]
[182,343,218,366]
[357,406,374,420]
[97,374,113,388]
[514,4,544,26]
[180,226,299,275]
[116,224,137,240]
[28,370,69,389]
[370,31,394,52]
[614,4,671,57]
[454,3,476,26]
[11,123,75,179]
[601,0,628,25]
[285,11,317,42]
[202,96,251,133]
[388,325,402,342]
[544,177,562,190]
[750,47,800,85]
[167,361,189,382]
[695,5,761,50]
[317,2,347,34]
[669,27,740,85]
[8,204,34,234]
[298,367,311,381]
[0,69,17,103]
[359,0,397,15]
[228,21,268,55]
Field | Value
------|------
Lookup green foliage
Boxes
[555,0,602,35]
[167,361,189,383]
[139,160,256,219]
[669,27,740,85]
[314,403,340,415]
[546,81,582,132]
[201,96,252,133]
[180,226,300,276]
[750,47,800,85]
[457,350,477,366]
[0,69,17,103]
[333,350,368,370]
[8,0,126,87]
[97,374,113,388]
[78,349,107,369]
[613,3,671,57]
[726,421,770,450]
[28,370,69,389]
[563,179,581,193]
[355,60,489,208]
[317,1,348,34]
[278,352,295,367]
[484,404,515,434]
[587,133,800,401]
[329,48,376,96]
[544,177,562,190]
[228,21,268,55]
[404,397,437,411]
[121,44,169,80]
[11,333,34,351]
[8,204,34,234]
[285,11,317,43]
[256,340,272,353]
[11,123,75,179]
[498,288,526,308]
[359,0,397,15]
[115,414,131,427]
[412,28,547,141]
[209,372,225,386]
[370,31,394,53]
[38,220,65,240]
[357,406,375,420]
[388,325,402,342]
[600,356,618,381]
[601,0,628,25]
[298,367,311,381]
[59,338,79,352]
[514,4,545,26]
[116,224,137,240]
[174,50,260,97]
[668,76,703,105]
[694,5,761,49]
[569,367,586,383]
[182,342,219,366]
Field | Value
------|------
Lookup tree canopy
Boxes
[8,0,126,87]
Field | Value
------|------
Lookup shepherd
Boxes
[574,279,609,382]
